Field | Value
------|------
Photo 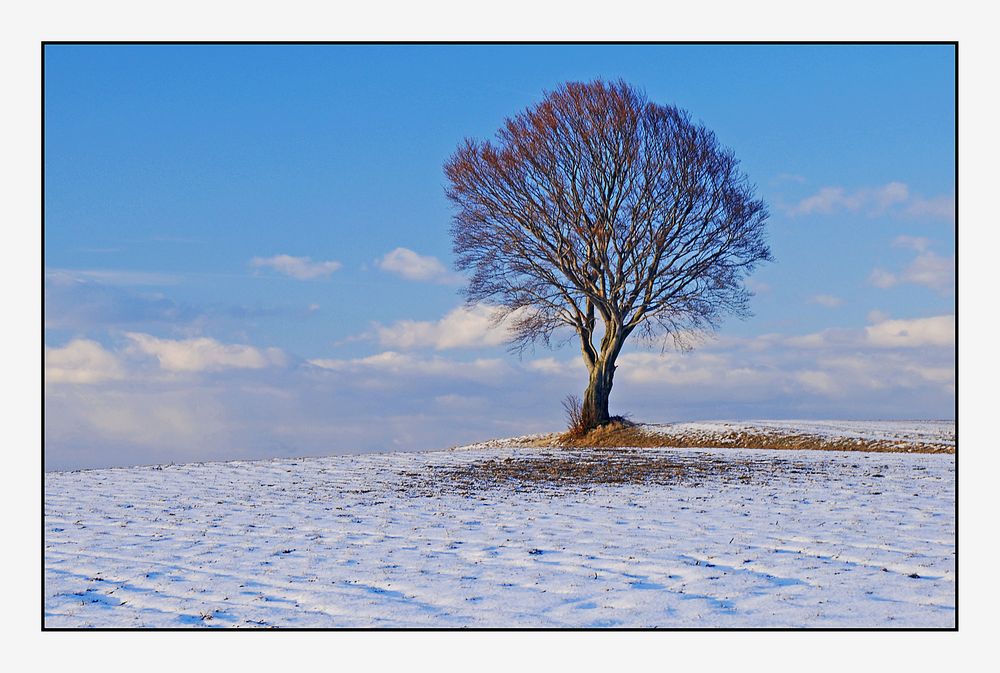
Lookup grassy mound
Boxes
[539,420,954,454]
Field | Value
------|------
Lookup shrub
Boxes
[561,394,594,439]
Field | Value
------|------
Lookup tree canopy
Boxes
[445,80,771,430]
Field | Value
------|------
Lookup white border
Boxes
[6,0,992,669]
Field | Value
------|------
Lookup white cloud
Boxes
[795,370,840,395]
[808,294,844,308]
[771,173,807,185]
[609,319,953,402]
[525,357,570,375]
[781,182,952,221]
[783,327,858,349]
[905,364,954,385]
[870,250,954,293]
[892,235,931,252]
[375,304,520,350]
[617,351,725,387]
[904,195,955,221]
[250,254,342,280]
[865,315,955,348]
[45,268,180,286]
[745,278,772,294]
[377,247,461,284]
[433,394,486,410]
[308,351,505,382]
[869,268,897,289]
[782,181,908,217]
[784,186,854,216]
[49,388,228,449]
[45,339,126,385]
[900,252,954,292]
[125,332,287,372]
[780,315,954,351]
[867,309,890,324]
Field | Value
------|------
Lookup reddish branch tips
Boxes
[445,80,771,354]
[445,80,771,428]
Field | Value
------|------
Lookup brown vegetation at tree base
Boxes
[519,420,954,454]
[561,394,635,440]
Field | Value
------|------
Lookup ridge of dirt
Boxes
[514,423,954,454]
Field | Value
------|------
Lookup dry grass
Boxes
[409,421,952,495]
[406,448,818,495]
[518,420,954,454]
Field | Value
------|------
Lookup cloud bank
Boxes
[45,312,954,471]
[45,340,126,385]
[373,304,518,350]
[125,333,287,372]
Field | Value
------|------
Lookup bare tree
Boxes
[445,80,771,432]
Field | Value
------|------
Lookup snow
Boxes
[45,421,955,628]
[641,419,956,447]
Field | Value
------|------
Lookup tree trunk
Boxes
[581,360,615,430]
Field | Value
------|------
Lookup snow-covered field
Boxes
[642,419,956,449]
[44,421,955,628]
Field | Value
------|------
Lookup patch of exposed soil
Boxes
[404,448,818,495]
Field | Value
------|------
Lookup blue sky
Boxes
[44,44,955,470]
